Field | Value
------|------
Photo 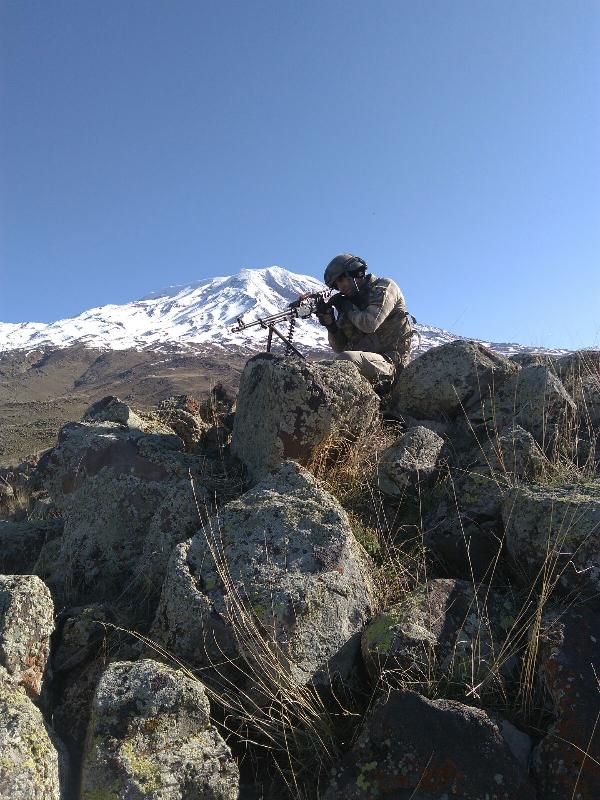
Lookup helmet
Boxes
[323,253,368,288]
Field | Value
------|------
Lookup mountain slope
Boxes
[0,266,568,357]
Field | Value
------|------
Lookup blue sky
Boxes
[1,0,599,349]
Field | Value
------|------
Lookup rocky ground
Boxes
[1,341,599,799]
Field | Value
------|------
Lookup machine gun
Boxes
[230,290,334,358]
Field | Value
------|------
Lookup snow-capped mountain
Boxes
[0,266,567,357]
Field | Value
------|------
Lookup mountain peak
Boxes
[0,266,568,358]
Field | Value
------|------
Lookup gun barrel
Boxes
[230,307,297,333]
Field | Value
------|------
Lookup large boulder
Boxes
[555,350,600,430]
[231,354,379,480]
[476,364,577,449]
[376,425,445,497]
[361,579,516,695]
[532,608,600,799]
[152,461,377,692]
[503,481,600,595]
[323,689,535,799]
[34,419,213,621]
[391,340,518,422]
[0,575,54,698]
[0,665,67,800]
[80,659,239,800]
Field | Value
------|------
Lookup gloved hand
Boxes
[317,311,335,327]
[328,293,354,314]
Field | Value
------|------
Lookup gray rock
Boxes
[376,425,444,497]
[470,364,577,449]
[138,481,208,597]
[152,461,376,692]
[0,665,67,800]
[0,518,63,574]
[503,481,600,595]
[34,420,212,621]
[82,395,145,429]
[231,354,379,481]
[361,579,515,695]
[0,575,54,698]
[323,689,535,799]
[555,351,600,429]
[80,659,239,800]
[391,339,518,421]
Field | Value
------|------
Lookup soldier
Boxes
[317,253,413,385]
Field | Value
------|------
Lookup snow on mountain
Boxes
[0,266,568,357]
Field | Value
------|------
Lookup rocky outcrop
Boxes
[391,339,518,421]
[376,425,444,497]
[33,417,213,621]
[231,354,379,480]
[80,659,239,800]
[323,689,535,799]
[153,461,376,691]
[0,665,67,800]
[0,575,54,698]
[503,481,600,595]
[533,608,600,799]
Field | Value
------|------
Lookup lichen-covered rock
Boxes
[0,665,67,800]
[503,481,600,595]
[82,395,145,429]
[483,365,577,448]
[555,351,600,429]
[137,481,207,596]
[361,579,515,694]
[231,354,379,480]
[323,689,535,799]
[0,518,63,574]
[391,339,518,421]
[532,608,600,799]
[0,575,54,698]
[80,659,239,800]
[376,425,444,497]
[424,426,546,580]
[34,420,212,621]
[152,461,376,691]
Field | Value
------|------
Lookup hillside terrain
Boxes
[0,343,252,464]
[0,267,570,465]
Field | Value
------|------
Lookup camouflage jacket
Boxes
[327,275,412,366]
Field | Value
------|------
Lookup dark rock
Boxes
[323,689,535,799]
[533,607,600,799]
